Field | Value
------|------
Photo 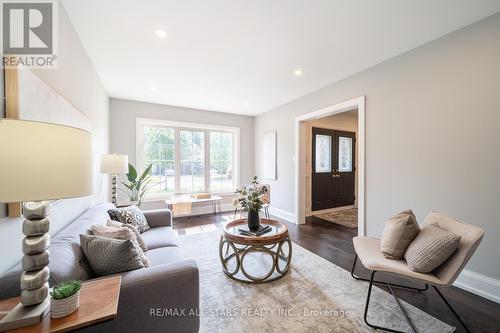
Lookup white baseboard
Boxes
[268,207,295,223]
[453,269,500,304]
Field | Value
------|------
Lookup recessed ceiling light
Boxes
[154,29,167,38]
[150,85,157,91]
[294,69,303,76]
[241,102,248,107]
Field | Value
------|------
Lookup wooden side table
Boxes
[0,276,121,333]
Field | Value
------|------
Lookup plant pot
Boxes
[247,210,260,231]
[50,290,80,319]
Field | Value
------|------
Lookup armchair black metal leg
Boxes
[433,286,471,333]
[364,270,417,333]
[351,254,428,292]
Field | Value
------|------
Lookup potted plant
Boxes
[121,163,153,207]
[234,176,268,230]
[50,280,82,319]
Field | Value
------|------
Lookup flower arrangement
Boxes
[233,176,268,211]
[233,177,269,230]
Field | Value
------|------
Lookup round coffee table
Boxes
[219,218,292,284]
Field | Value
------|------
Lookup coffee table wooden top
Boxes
[223,218,288,244]
[0,275,121,333]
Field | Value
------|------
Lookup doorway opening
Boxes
[294,96,365,236]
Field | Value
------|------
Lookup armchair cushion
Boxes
[380,209,420,260]
[404,225,460,273]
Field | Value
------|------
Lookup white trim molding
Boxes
[294,96,366,237]
[268,206,295,223]
[454,269,500,304]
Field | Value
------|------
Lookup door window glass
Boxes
[338,136,353,172]
[315,134,331,173]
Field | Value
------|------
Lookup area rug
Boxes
[314,208,358,228]
[178,230,454,333]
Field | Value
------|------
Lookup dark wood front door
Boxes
[312,127,356,211]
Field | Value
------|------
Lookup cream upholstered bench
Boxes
[351,212,484,333]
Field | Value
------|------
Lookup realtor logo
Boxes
[1,0,58,68]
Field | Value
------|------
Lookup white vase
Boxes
[50,291,80,319]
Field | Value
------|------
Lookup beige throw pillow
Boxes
[89,224,150,267]
[380,209,420,260]
[404,225,460,273]
[106,220,147,252]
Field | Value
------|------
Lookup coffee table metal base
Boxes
[219,236,292,284]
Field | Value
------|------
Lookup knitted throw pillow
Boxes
[80,234,145,276]
[404,225,460,273]
[89,224,150,267]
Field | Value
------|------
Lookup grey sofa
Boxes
[0,203,200,333]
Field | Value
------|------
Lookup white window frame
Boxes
[136,118,240,199]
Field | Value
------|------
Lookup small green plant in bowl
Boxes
[51,280,81,299]
[50,280,82,318]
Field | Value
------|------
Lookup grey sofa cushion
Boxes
[0,264,23,299]
[108,206,150,233]
[404,225,460,273]
[80,234,145,276]
[146,247,184,267]
[141,227,179,250]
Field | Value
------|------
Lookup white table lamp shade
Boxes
[0,119,92,203]
[100,154,129,174]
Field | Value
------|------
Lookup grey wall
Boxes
[110,98,254,202]
[255,13,500,280]
[0,3,109,275]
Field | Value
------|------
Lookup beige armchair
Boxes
[351,212,484,333]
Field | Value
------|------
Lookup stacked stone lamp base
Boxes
[0,202,51,332]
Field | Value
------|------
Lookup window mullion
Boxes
[174,128,180,194]
[205,131,210,193]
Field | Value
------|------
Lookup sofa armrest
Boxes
[143,209,173,228]
[84,260,199,333]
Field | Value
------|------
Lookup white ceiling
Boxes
[62,0,500,116]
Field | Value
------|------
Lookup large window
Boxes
[137,119,238,197]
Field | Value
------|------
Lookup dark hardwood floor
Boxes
[173,213,500,333]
